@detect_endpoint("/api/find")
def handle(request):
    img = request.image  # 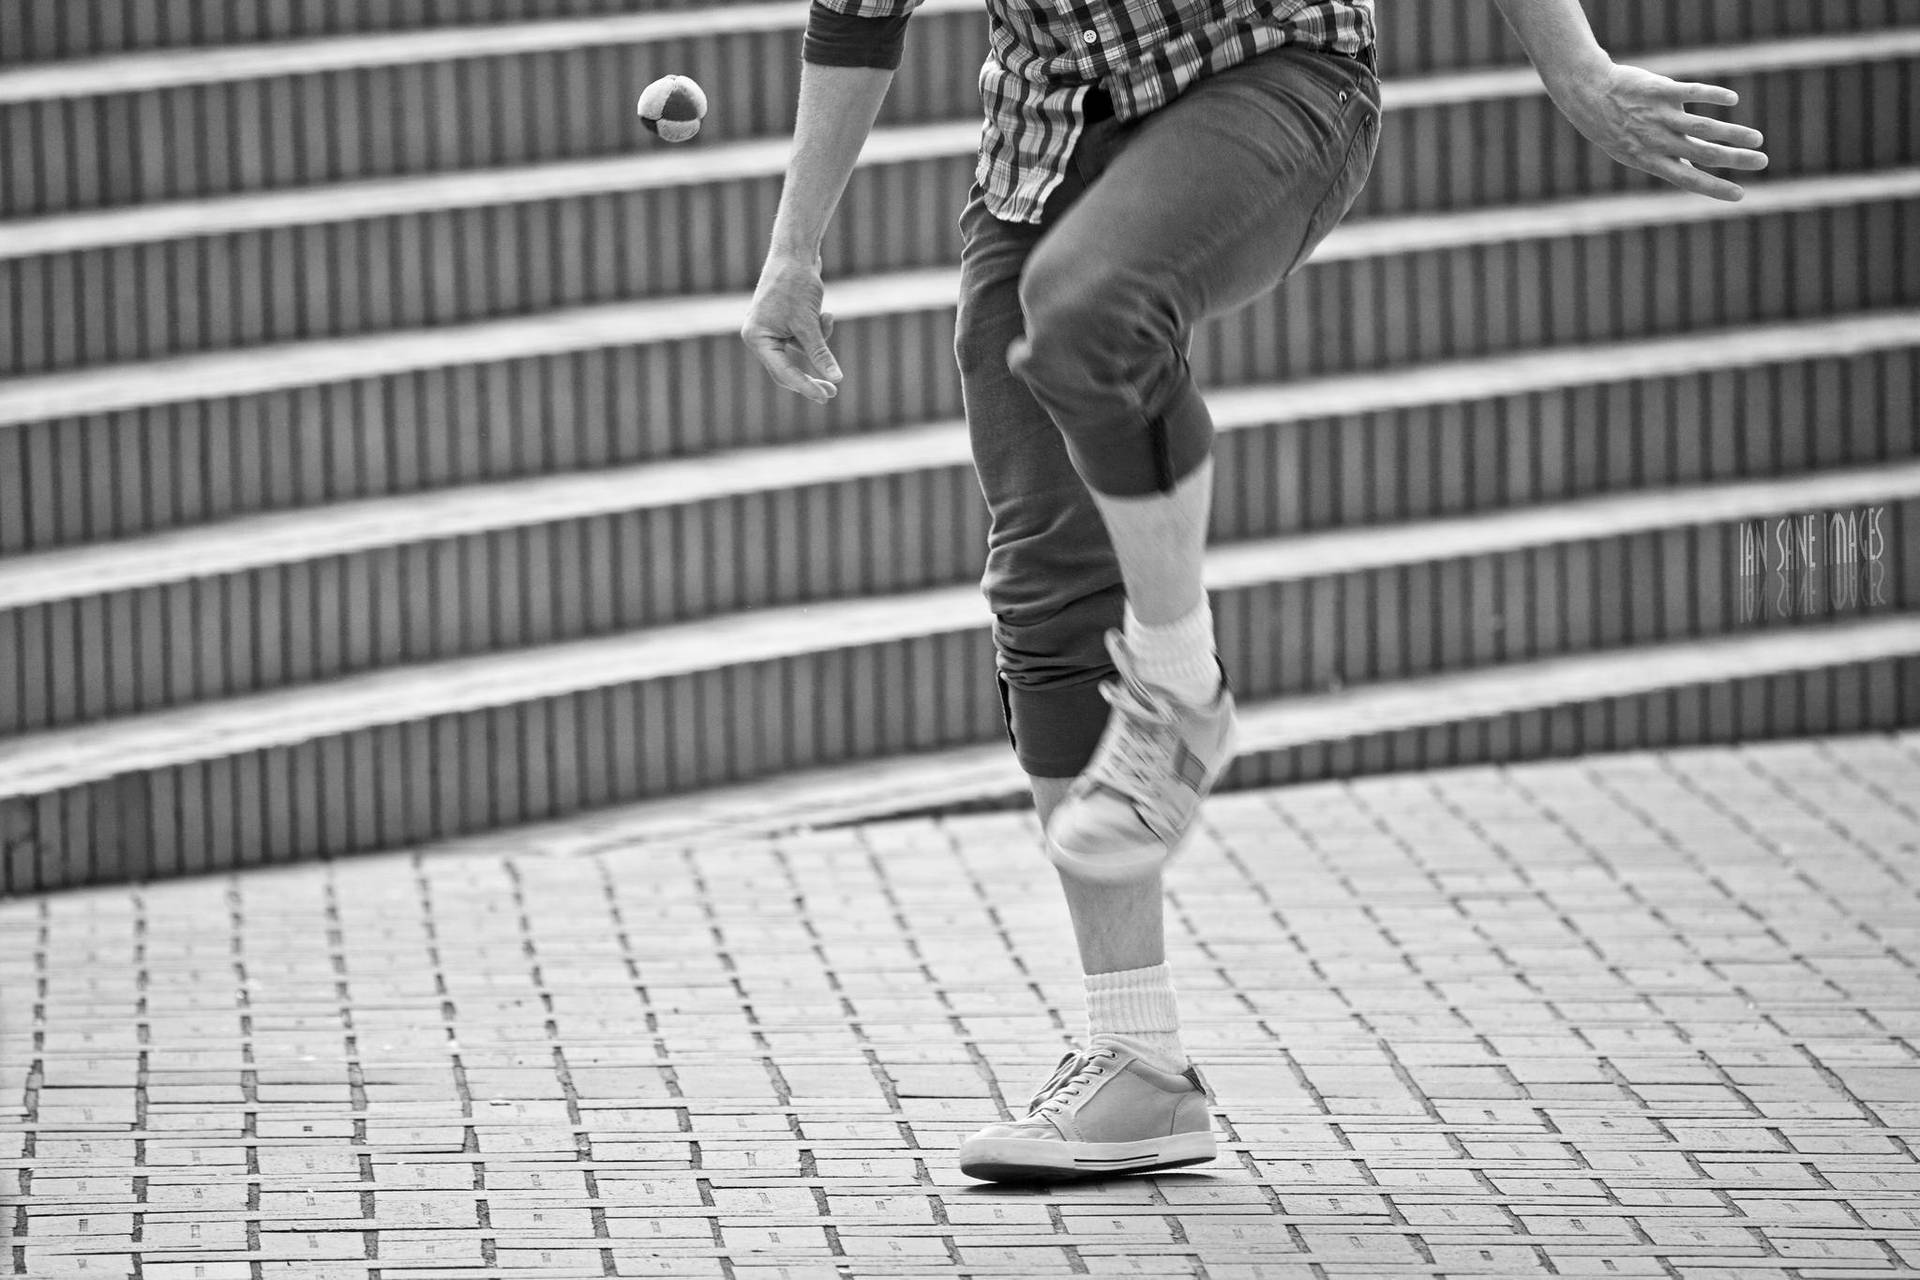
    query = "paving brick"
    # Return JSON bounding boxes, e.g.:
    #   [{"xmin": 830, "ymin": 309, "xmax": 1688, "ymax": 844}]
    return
[
  {"xmin": 955, "ymin": 1244, "xmax": 1080, "ymax": 1271},
  {"xmin": 20, "ymin": 1251, "xmax": 139, "ymax": 1278},
  {"xmin": 370, "ymin": 1230, "xmax": 488, "ymax": 1263},
  {"xmin": 11, "ymin": 741, "xmax": 1920, "ymax": 1276},
  {"xmin": 1428, "ymin": 1243, "xmax": 1554, "ymax": 1272},
  {"xmin": 256, "ymin": 1230, "xmax": 371, "ymax": 1260}
]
